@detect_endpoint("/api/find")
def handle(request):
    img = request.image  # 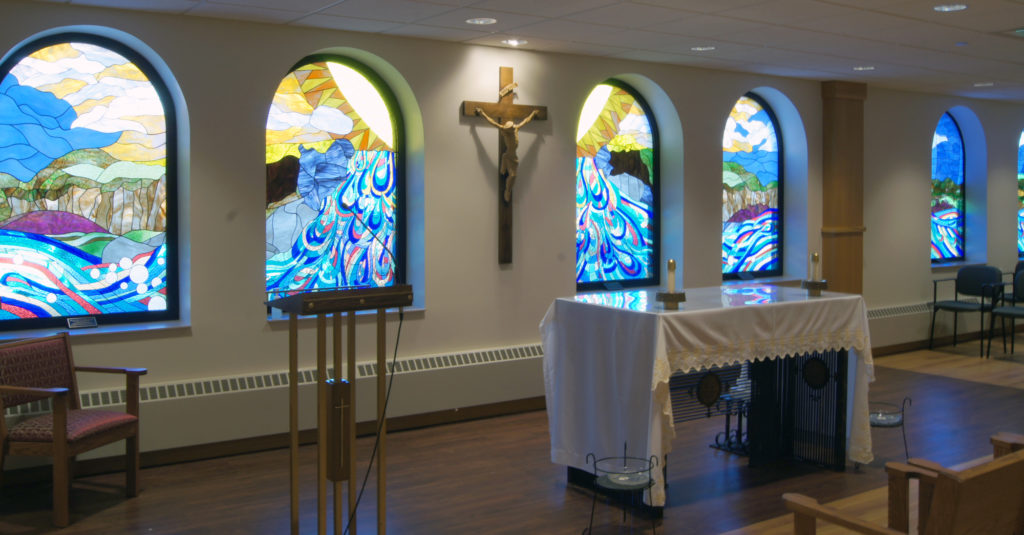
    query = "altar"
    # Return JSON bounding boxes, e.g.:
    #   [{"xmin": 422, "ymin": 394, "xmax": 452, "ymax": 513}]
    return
[{"xmin": 540, "ymin": 284, "xmax": 875, "ymax": 506}]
